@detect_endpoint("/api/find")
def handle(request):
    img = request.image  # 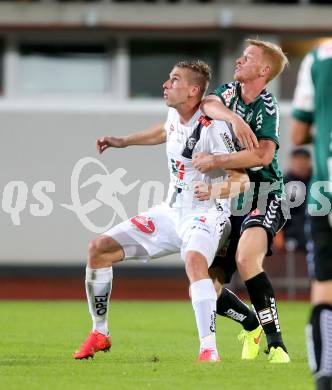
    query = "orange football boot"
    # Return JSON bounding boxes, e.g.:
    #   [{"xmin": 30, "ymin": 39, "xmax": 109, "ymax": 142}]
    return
[
  {"xmin": 73, "ymin": 330, "xmax": 112, "ymax": 359},
  {"xmin": 197, "ymin": 348, "xmax": 220, "ymax": 362}
]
